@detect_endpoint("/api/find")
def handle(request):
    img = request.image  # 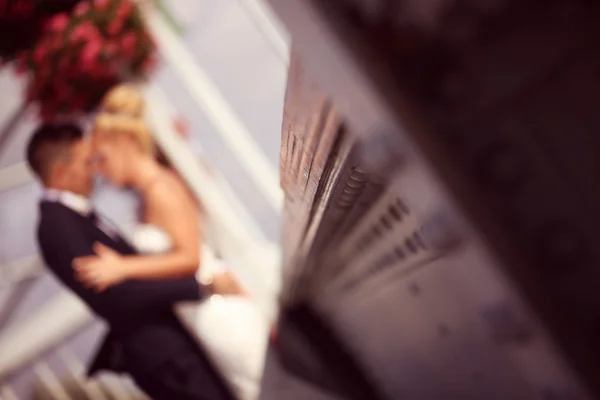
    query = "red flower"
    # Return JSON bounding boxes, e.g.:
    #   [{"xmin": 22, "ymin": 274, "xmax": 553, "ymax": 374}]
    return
[
  {"xmin": 33, "ymin": 44, "xmax": 47, "ymax": 64},
  {"xmin": 48, "ymin": 35, "xmax": 64, "ymax": 52},
  {"xmin": 121, "ymin": 31, "xmax": 137, "ymax": 55},
  {"xmin": 116, "ymin": 1, "xmax": 133, "ymax": 19},
  {"xmin": 70, "ymin": 21, "xmax": 98, "ymax": 42},
  {"xmin": 73, "ymin": 1, "xmax": 91, "ymax": 17},
  {"xmin": 80, "ymin": 39, "xmax": 102, "ymax": 67},
  {"xmin": 48, "ymin": 13, "xmax": 69, "ymax": 32},
  {"xmin": 94, "ymin": 0, "xmax": 109, "ymax": 10},
  {"xmin": 21, "ymin": 0, "xmax": 157, "ymax": 119},
  {"xmin": 107, "ymin": 18, "xmax": 123, "ymax": 35}
]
